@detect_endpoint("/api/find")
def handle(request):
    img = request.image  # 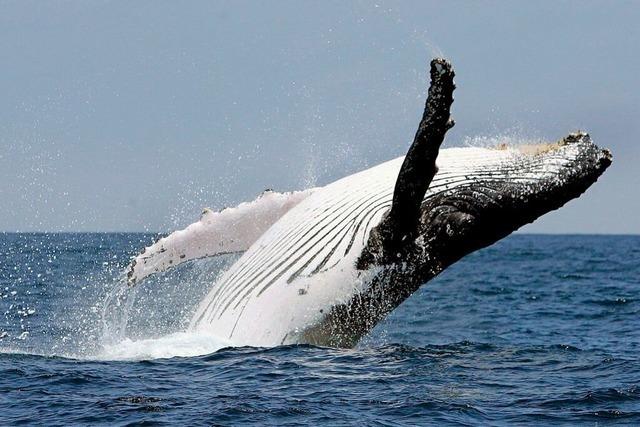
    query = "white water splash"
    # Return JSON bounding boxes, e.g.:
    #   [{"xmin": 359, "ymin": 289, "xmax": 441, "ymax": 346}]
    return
[
  {"xmin": 97, "ymin": 331, "xmax": 232, "ymax": 361},
  {"xmin": 95, "ymin": 254, "xmax": 241, "ymax": 361},
  {"xmin": 96, "ymin": 283, "xmax": 232, "ymax": 361}
]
